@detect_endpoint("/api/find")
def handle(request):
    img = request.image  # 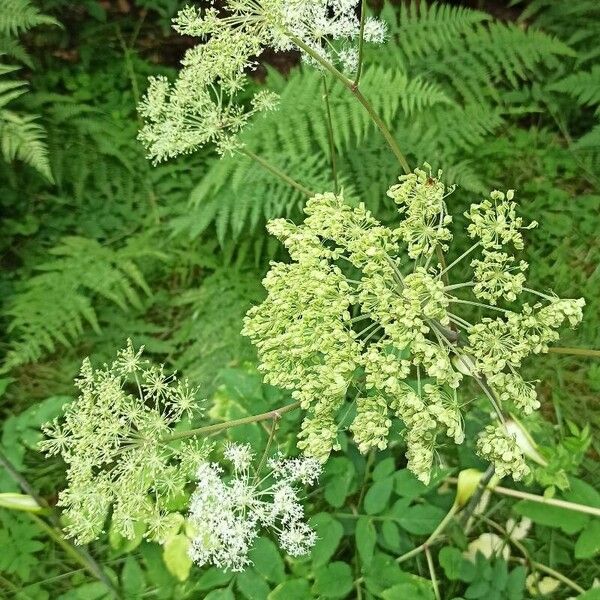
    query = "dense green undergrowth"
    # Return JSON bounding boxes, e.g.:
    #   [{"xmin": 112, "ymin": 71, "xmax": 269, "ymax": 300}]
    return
[{"xmin": 0, "ymin": 0, "xmax": 599, "ymax": 598}]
